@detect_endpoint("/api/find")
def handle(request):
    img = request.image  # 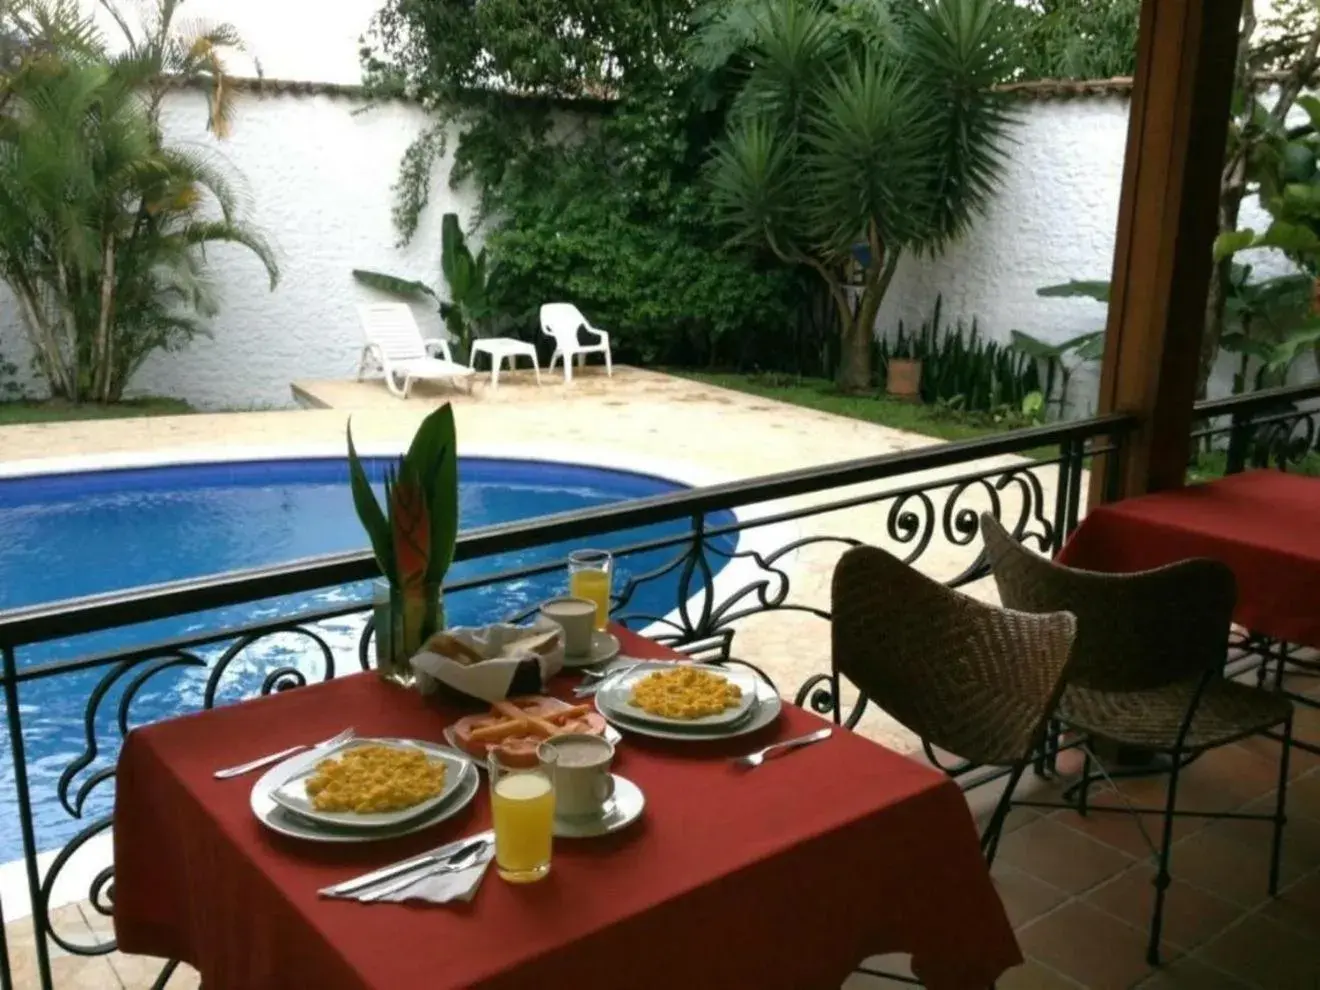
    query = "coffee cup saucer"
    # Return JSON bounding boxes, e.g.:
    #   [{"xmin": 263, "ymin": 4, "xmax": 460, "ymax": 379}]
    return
[
  {"xmin": 560, "ymin": 630, "xmax": 621, "ymax": 670},
  {"xmin": 552, "ymin": 774, "xmax": 644, "ymax": 839}
]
